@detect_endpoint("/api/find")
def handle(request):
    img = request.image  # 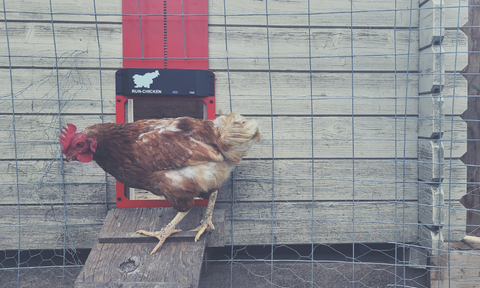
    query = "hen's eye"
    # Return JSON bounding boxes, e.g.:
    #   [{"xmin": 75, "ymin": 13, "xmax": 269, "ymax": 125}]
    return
[{"xmin": 76, "ymin": 142, "xmax": 84, "ymax": 148}]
